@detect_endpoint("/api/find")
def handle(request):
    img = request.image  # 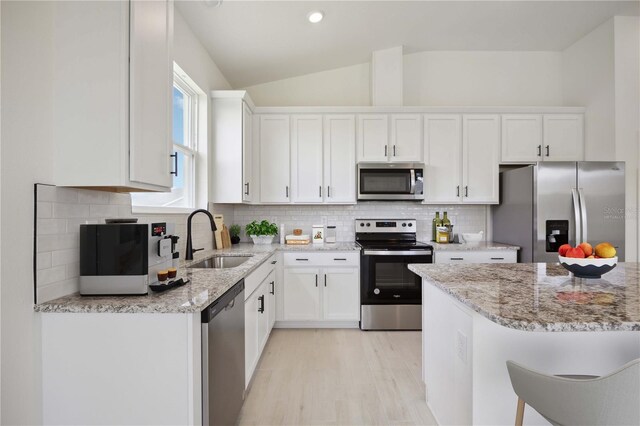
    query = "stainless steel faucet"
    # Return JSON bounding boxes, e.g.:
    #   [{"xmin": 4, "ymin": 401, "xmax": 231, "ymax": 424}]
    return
[{"xmin": 185, "ymin": 209, "xmax": 217, "ymax": 260}]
